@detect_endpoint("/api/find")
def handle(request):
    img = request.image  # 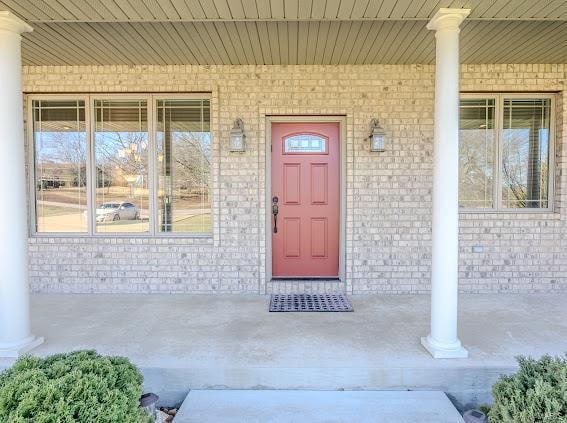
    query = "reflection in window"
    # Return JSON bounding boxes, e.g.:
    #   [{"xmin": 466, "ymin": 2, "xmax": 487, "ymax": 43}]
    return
[
  {"xmin": 156, "ymin": 99, "xmax": 211, "ymax": 233},
  {"xmin": 33, "ymin": 100, "xmax": 87, "ymax": 232},
  {"xmin": 284, "ymin": 134, "xmax": 327, "ymax": 153},
  {"xmin": 502, "ymin": 99, "xmax": 551, "ymax": 209},
  {"xmin": 94, "ymin": 100, "xmax": 149, "ymax": 233},
  {"xmin": 459, "ymin": 99, "xmax": 495, "ymax": 208}
]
